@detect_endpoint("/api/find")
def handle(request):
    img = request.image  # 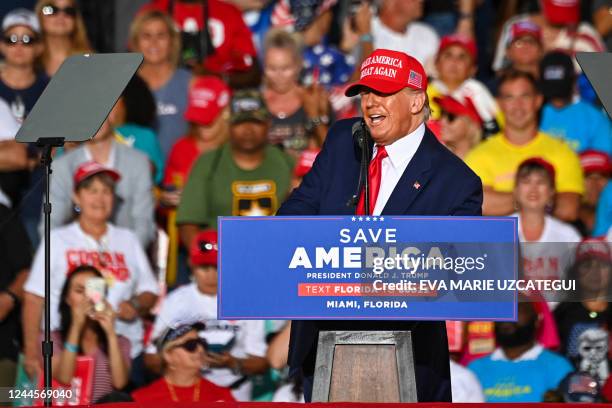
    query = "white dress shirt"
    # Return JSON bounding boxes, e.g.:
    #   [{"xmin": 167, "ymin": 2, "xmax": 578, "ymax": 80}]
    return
[{"xmin": 373, "ymin": 122, "xmax": 425, "ymax": 215}]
